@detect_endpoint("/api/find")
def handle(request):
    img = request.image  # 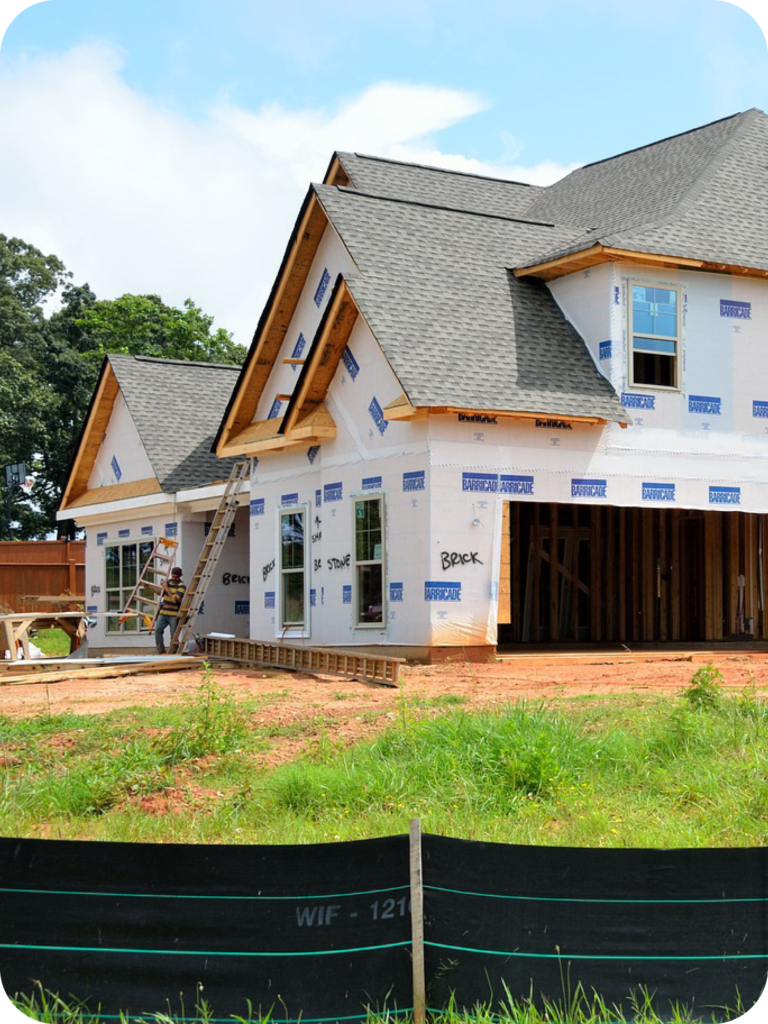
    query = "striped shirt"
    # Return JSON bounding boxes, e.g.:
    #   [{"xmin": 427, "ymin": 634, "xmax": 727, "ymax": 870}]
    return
[{"xmin": 159, "ymin": 579, "xmax": 186, "ymax": 616}]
